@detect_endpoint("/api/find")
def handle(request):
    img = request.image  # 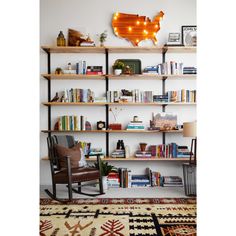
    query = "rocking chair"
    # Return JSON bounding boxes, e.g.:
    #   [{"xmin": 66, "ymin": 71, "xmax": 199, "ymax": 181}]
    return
[{"xmin": 45, "ymin": 135, "xmax": 104, "ymax": 202}]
